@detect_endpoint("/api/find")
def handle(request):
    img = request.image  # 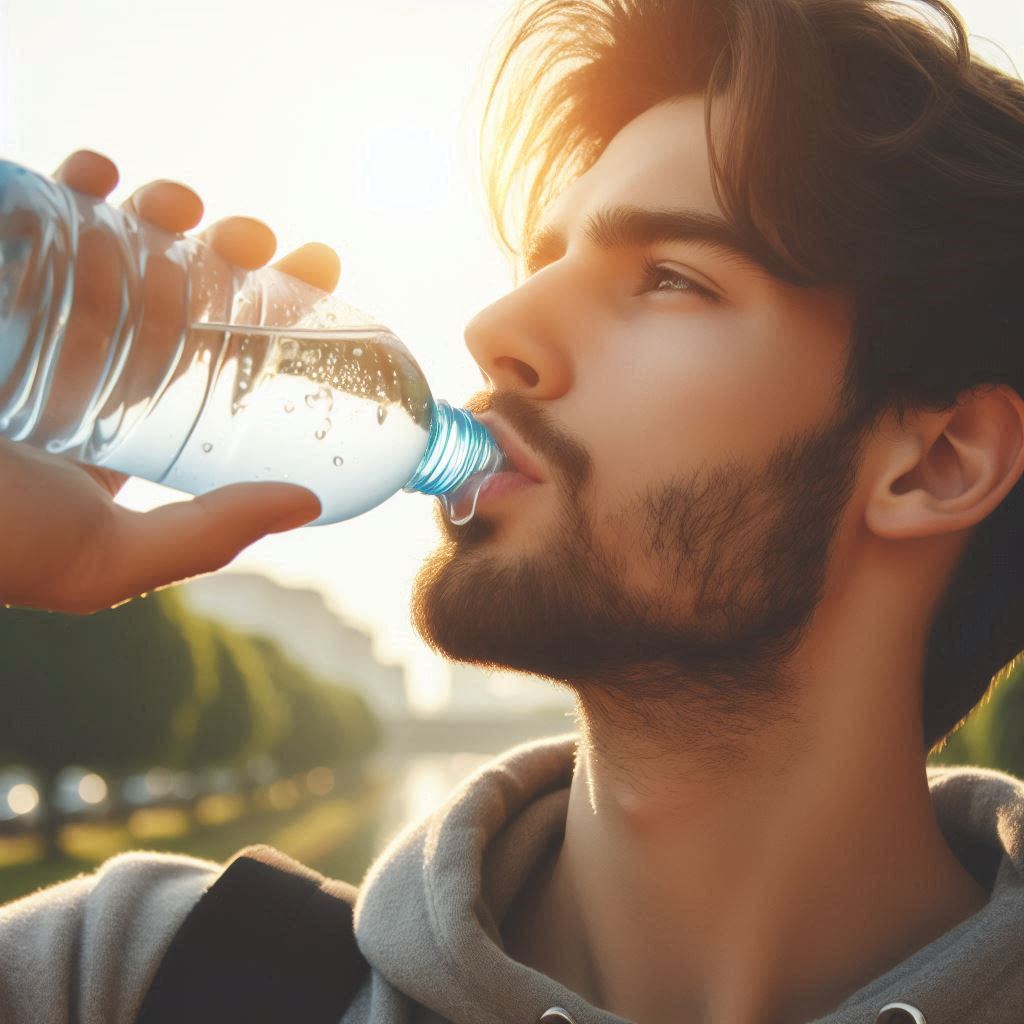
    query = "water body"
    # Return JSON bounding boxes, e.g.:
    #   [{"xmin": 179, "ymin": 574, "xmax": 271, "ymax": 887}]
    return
[{"xmin": 370, "ymin": 751, "xmax": 495, "ymax": 854}]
